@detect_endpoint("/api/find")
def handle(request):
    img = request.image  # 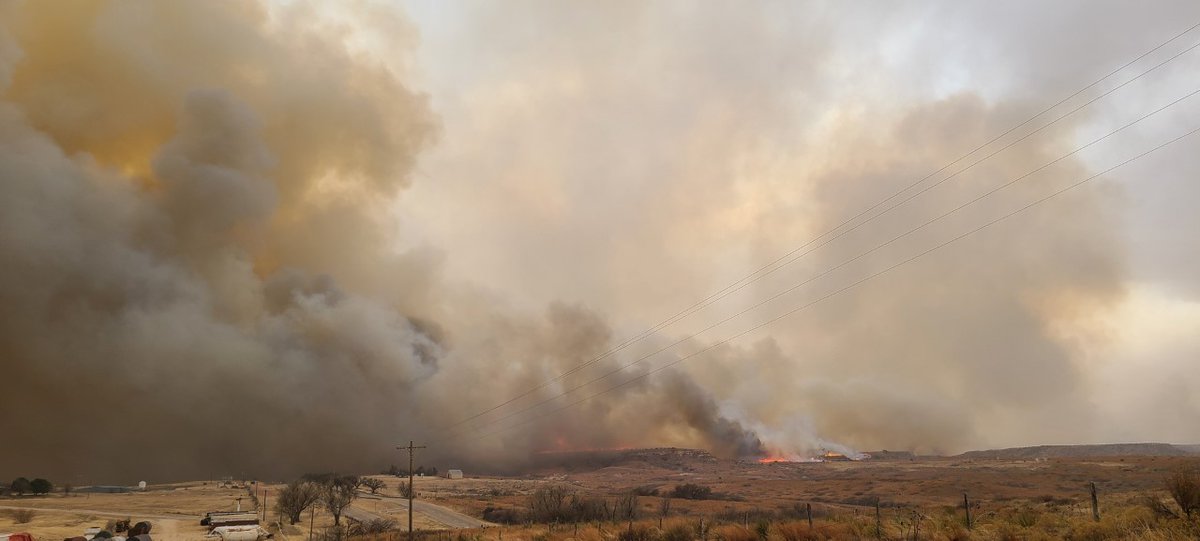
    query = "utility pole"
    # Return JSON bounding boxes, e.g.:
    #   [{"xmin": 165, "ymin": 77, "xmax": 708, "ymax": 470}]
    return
[{"xmin": 398, "ymin": 441, "xmax": 427, "ymax": 541}]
